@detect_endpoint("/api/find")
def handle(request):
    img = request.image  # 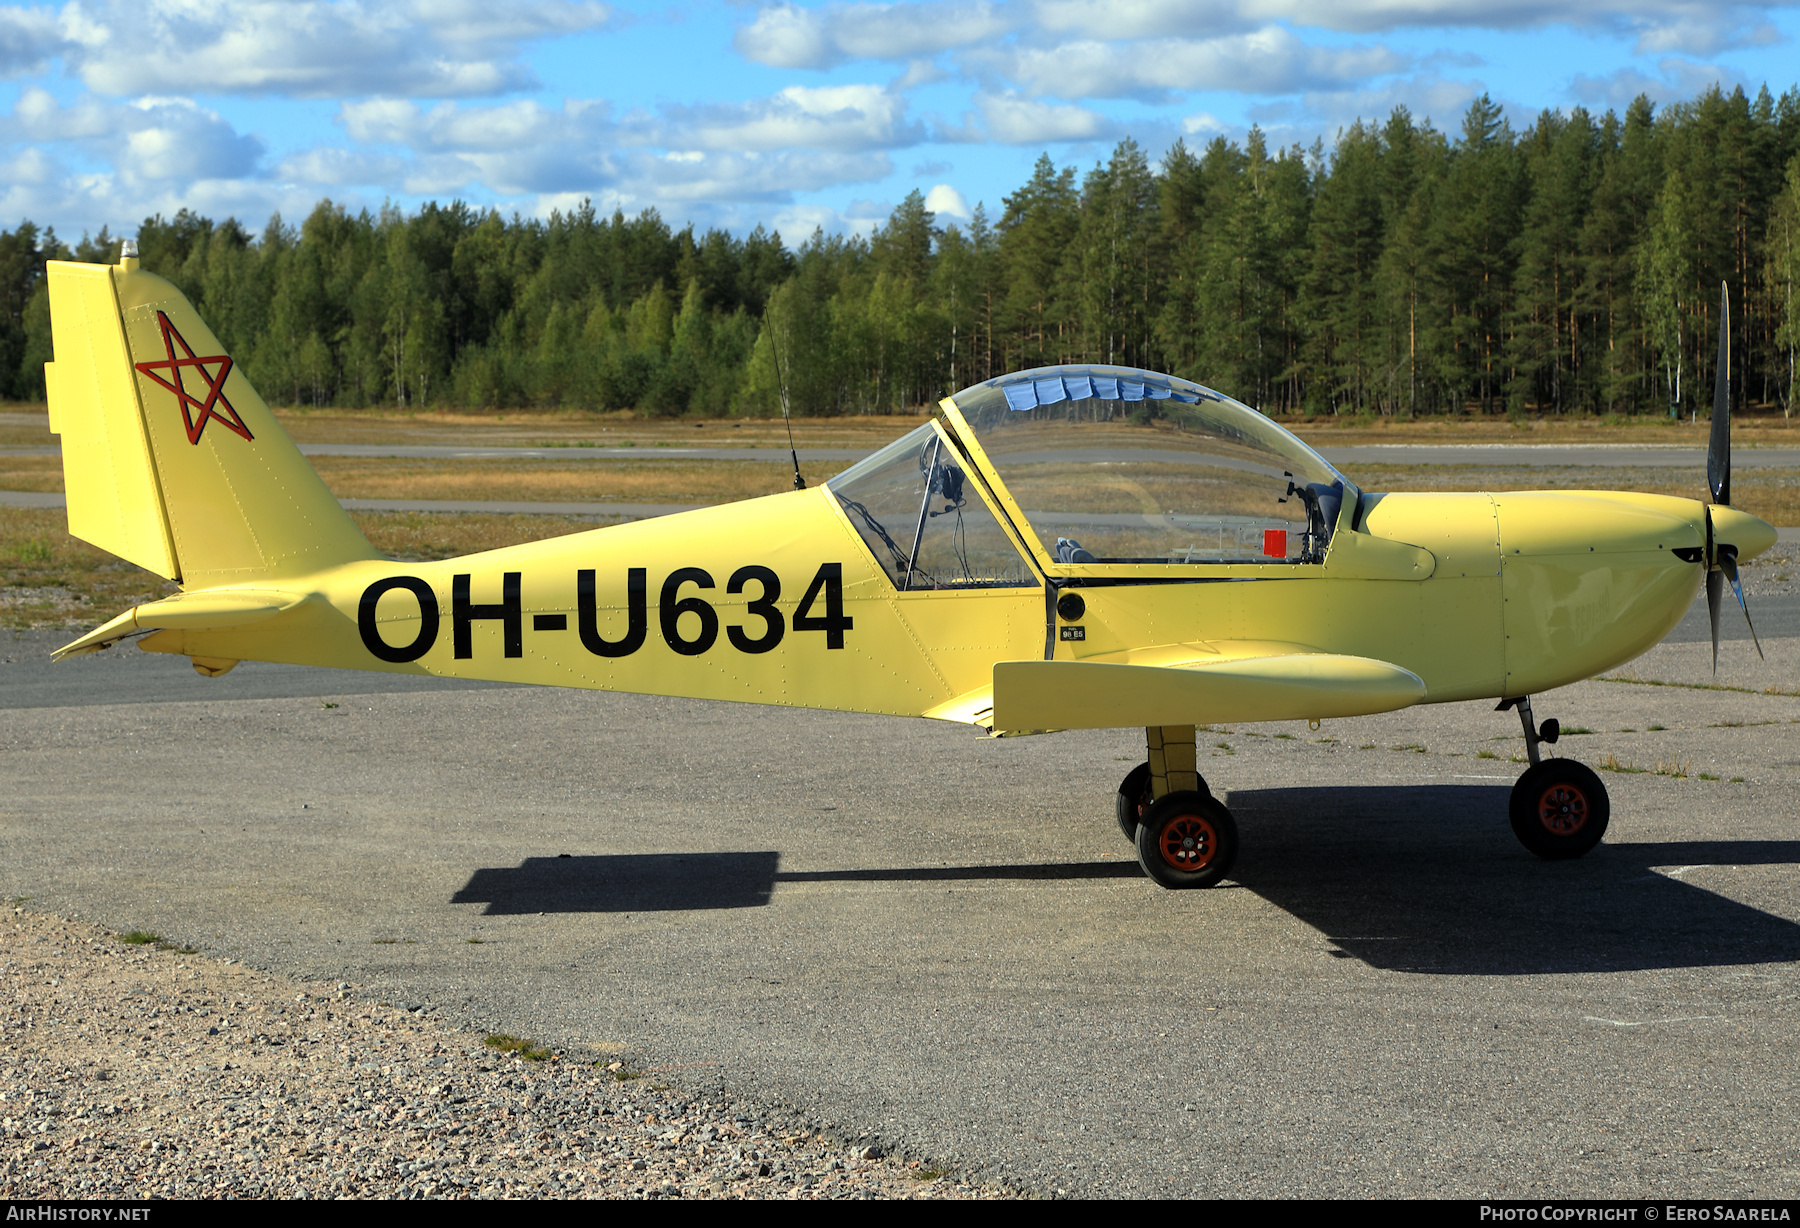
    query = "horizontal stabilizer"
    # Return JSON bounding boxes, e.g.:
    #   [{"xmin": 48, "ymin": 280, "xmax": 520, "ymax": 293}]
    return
[
  {"xmin": 991, "ymin": 651, "xmax": 1426, "ymax": 733},
  {"xmin": 53, "ymin": 588, "xmax": 311, "ymax": 661}
]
